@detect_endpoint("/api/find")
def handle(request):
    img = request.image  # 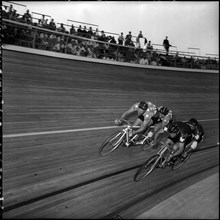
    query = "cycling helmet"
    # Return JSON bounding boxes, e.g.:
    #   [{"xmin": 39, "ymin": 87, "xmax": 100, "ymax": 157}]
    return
[
  {"xmin": 159, "ymin": 106, "xmax": 169, "ymax": 115},
  {"xmin": 138, "ymin": 101, "xmax": 148, "ymax": 110},
  {"xmin": 168, "ymin": 123, "xmax": 179, "ymax": 134},
  {"xmin": 187, "ymin": 118, "xmax": 198, "ymax": 127}
]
